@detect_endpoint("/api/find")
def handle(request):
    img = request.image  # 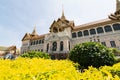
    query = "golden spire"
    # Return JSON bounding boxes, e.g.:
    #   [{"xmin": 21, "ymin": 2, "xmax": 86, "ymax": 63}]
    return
[
  {"xmin": 116, "ymin": 0, "xmax": 120, "ymax": 11},
  {"xmin": 61, "ymin": 5, "xmax": 66, "ymax": 20},
  {"xmin": 108, "ymin": 0, "xmax": 120, "ymax": 20},
  {"xmin": 32, "ymin": 25, "xmax": 37, "ymax": 36}
]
